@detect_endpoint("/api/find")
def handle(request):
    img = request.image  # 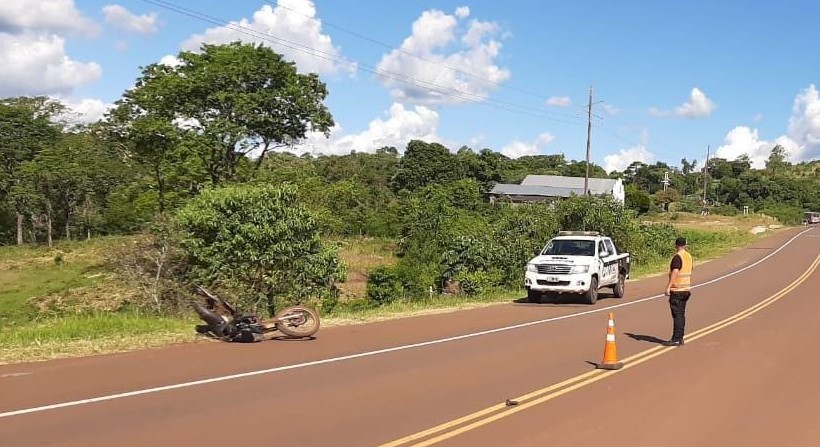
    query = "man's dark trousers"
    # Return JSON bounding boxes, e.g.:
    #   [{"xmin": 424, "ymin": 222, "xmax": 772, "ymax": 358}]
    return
[{"xmin": 669, "ymin": 291, "xmax": 691, "ymax": 341}]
